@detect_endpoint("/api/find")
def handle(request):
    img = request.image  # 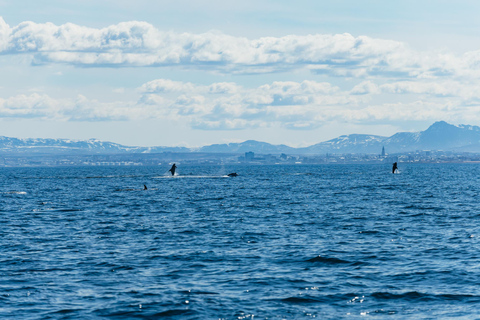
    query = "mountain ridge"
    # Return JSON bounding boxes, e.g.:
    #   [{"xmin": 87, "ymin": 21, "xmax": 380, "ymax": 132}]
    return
[{"xmin": 2, "ymin": 121, "xmax": 480, "ymax": 155}]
